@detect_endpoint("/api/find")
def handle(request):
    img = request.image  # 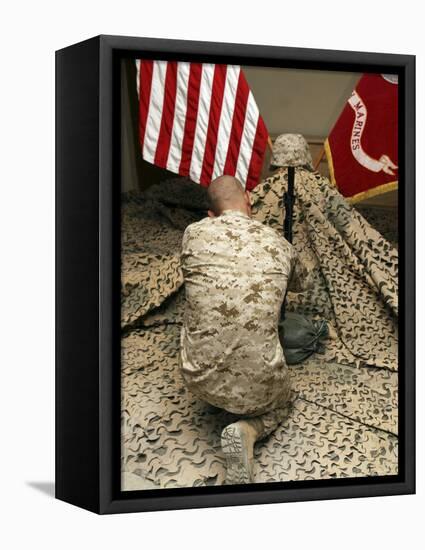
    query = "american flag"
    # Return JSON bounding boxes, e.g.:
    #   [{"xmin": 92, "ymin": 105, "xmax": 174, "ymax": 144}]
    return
[{"xmin": 136, "ymin": 60, "xmax": 269, "ymax": 190}]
